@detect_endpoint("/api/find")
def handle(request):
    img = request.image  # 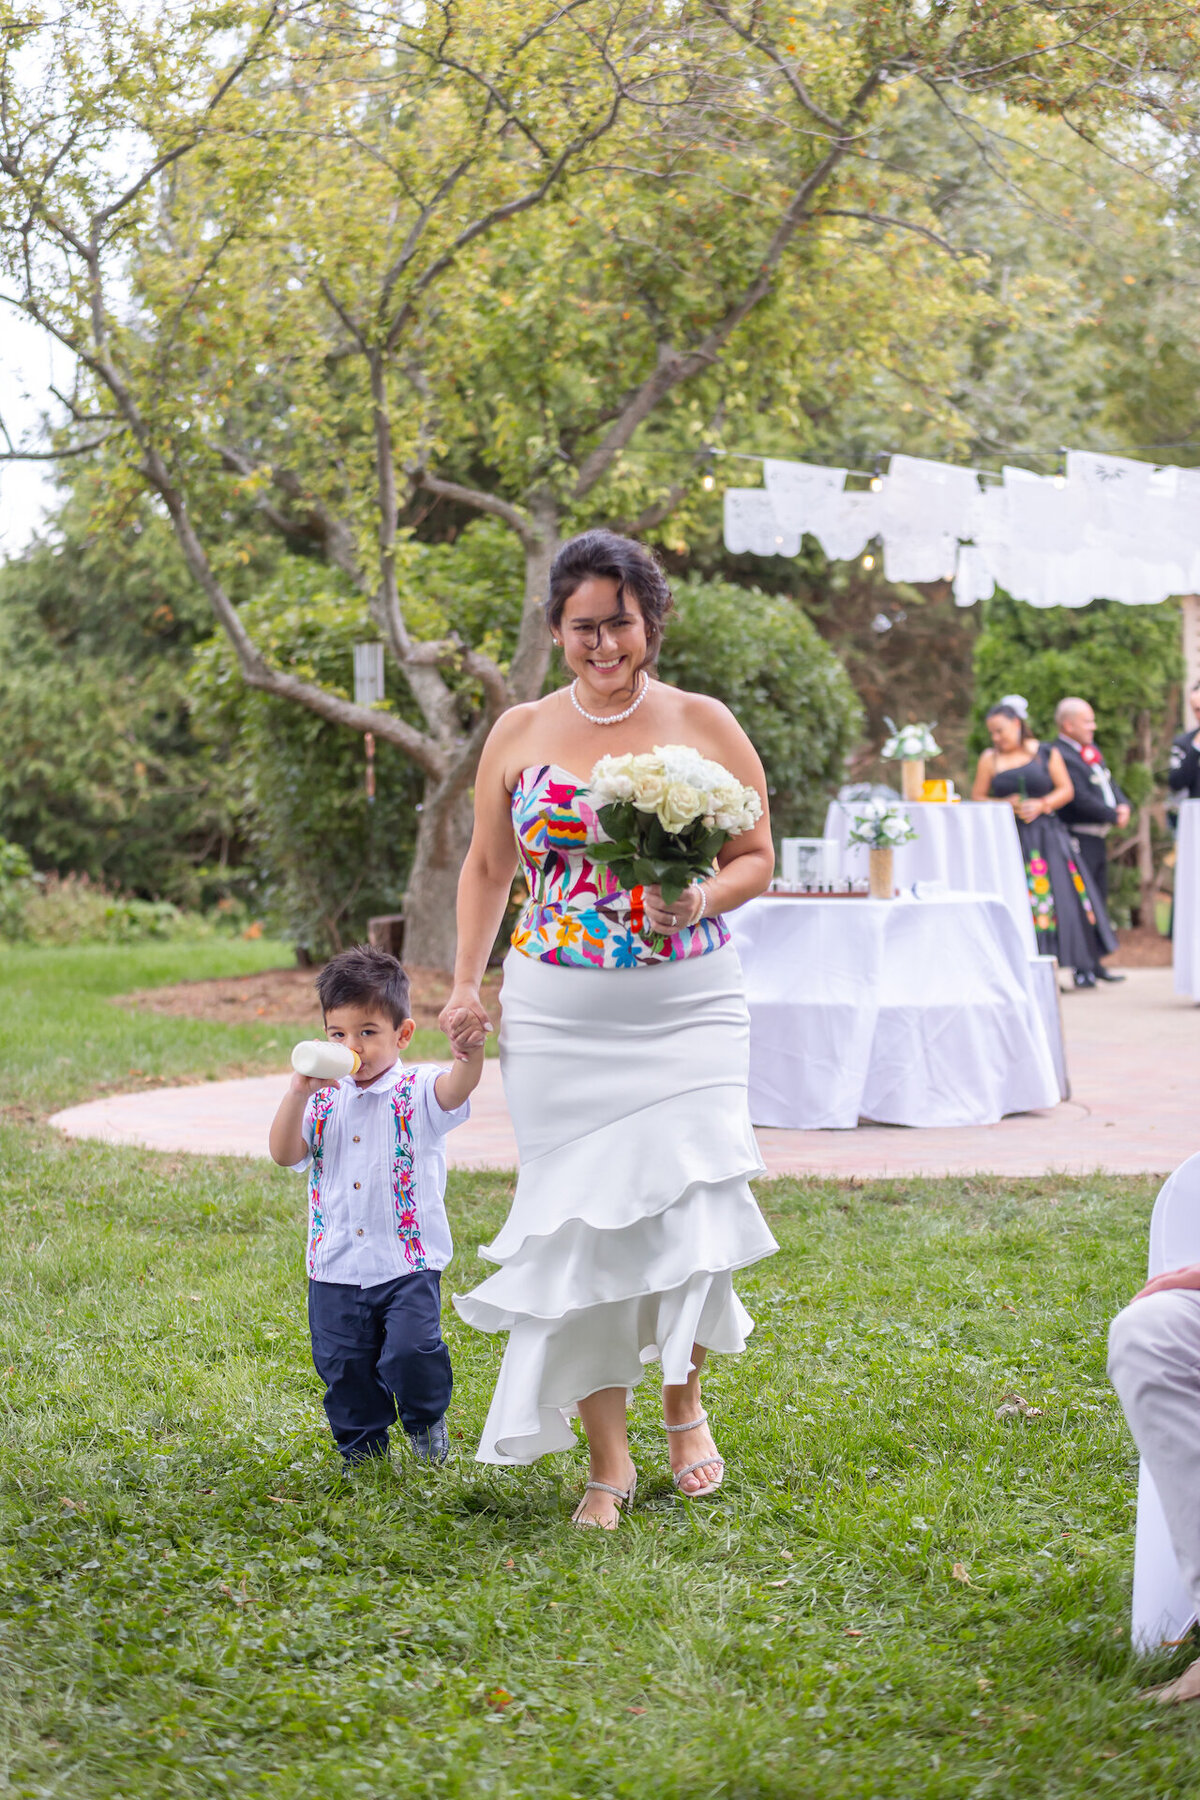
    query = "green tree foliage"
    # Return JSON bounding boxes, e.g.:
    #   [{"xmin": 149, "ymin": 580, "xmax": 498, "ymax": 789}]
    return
[
  {"xmin": 657, "ymin": 580, "xmax": 862, "ymax": 837},
  {"xmin": 971, "ymin": 596, "xmax": 1181, "ymax": 777},
  {"xmin": 0, "ymin": 491, "xmax": 247, "ymax": 903},
  {"xmin": 4, "ymin": 0, "xmax": 1192, "ymax": 964},
  {"xmin": 189, "ymin": 522, "xmax": 525, "ymax": 952}
]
